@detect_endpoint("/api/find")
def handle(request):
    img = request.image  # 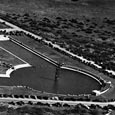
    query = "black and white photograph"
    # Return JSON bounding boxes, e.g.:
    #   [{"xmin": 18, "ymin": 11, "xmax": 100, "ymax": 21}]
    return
[{"xmin": 0, "ymin": 0, "xmax": 114, "ymax": 114}]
